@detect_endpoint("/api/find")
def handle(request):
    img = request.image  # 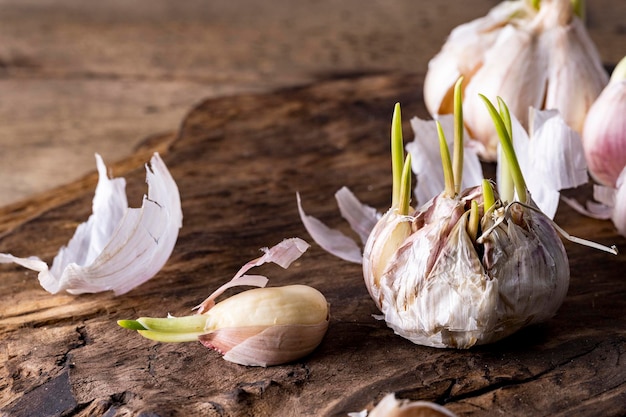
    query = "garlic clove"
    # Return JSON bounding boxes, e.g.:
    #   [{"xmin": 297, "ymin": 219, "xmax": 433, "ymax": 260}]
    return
[
  {"xmin": 462, "ymin": 23, "xmax": 549, "ymax": 160},
  {"xmin": 423, "ymin": 0, "xmax": 531, "ymax": 116},
  {"xmin": 582, "ymin": 56, "xmax": 626, "ymax": 187},
  {"xmin": 542, "ymin": 6, "xmax": 609, "ymax": 134},
  {"xmin": 119, "ymin": 239, "xmax": 331, "ymax": 367}
]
